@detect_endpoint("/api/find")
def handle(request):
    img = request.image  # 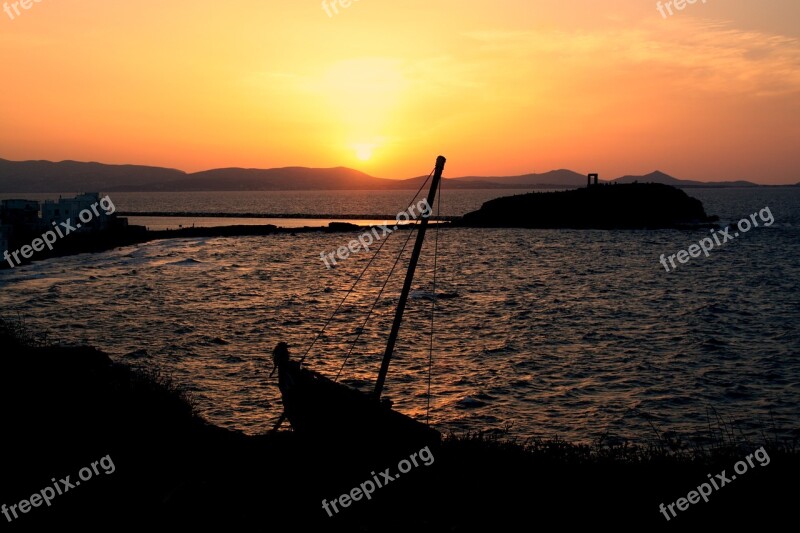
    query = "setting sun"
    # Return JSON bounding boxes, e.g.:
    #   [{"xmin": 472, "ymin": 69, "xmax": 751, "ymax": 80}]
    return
[{"xmin": 354, "ymin": 144, "xmax": 375, "ymax": 161}]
